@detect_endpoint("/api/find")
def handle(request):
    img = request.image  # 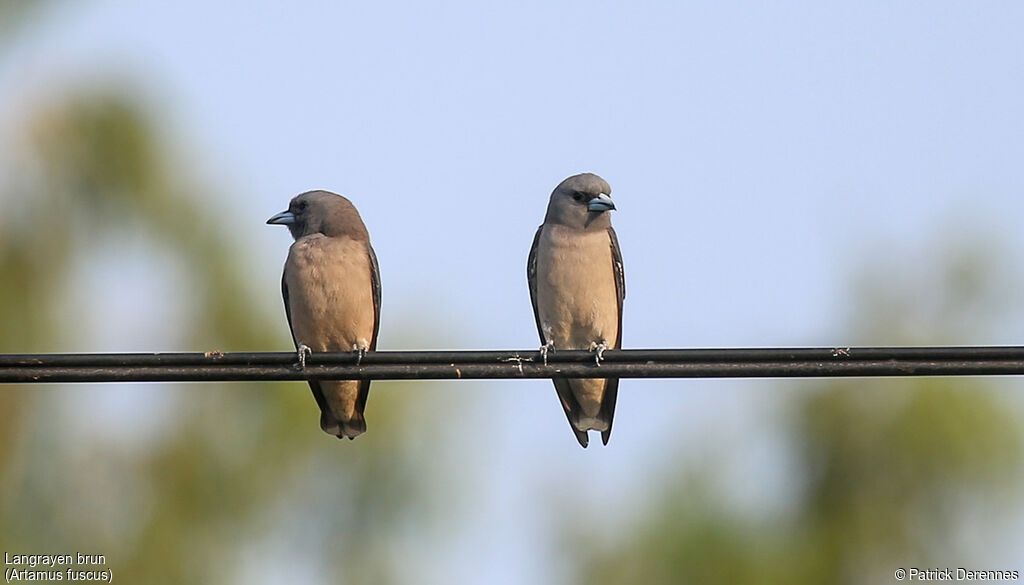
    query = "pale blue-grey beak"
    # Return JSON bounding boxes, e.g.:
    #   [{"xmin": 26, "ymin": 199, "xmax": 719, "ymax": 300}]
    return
[
  {"xmin": 588, "ymin": 193, "xmax": 616, "ymax": 212},
  {"xmin": 267, "ymin": 210, "xmax": 296, "ymax": 225}
]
